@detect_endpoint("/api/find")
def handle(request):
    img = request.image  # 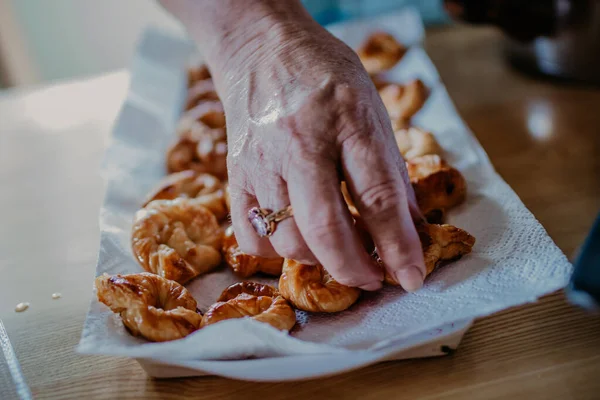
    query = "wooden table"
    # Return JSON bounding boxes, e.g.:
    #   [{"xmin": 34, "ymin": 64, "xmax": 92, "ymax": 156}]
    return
[{"xmin": 1, "ymin": 25, "xmax": 599, "ymax": 400}]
